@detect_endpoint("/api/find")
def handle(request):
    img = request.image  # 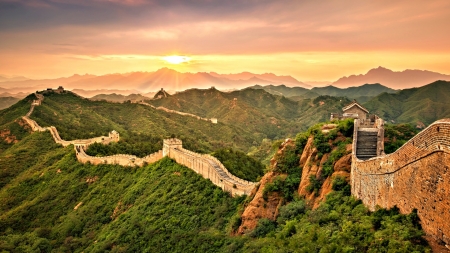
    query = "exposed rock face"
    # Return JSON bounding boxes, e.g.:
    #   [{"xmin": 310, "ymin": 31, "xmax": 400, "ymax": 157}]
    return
[
  {"xmin": 0, "ymin": 129, "xmax": 18, "ymax": 144},
  {"xmin": 298, "ymin": 138, "xmax": 352, "ymax": 208},
  {"xmin": 237, "ymin": 171, "xmax": 283, "ymax": 234},
  {"xmin": 237, "ymin": 139, "xmax": 295, "ymax": 234}
]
